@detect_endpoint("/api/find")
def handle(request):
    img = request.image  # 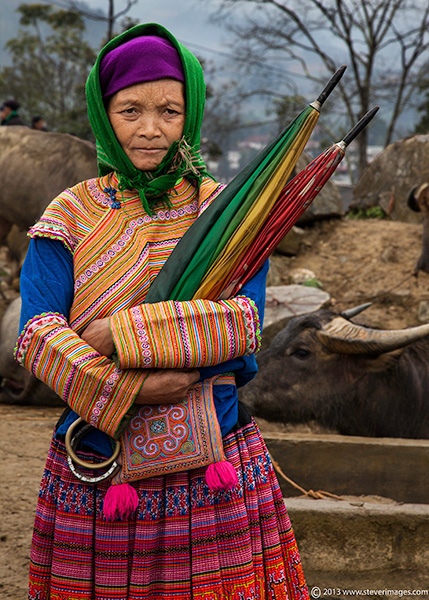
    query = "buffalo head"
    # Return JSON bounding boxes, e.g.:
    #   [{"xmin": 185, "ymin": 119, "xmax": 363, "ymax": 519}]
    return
[{"xmin": 240, "ymin": 304, "xmax": 429, "ymax": 438}]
